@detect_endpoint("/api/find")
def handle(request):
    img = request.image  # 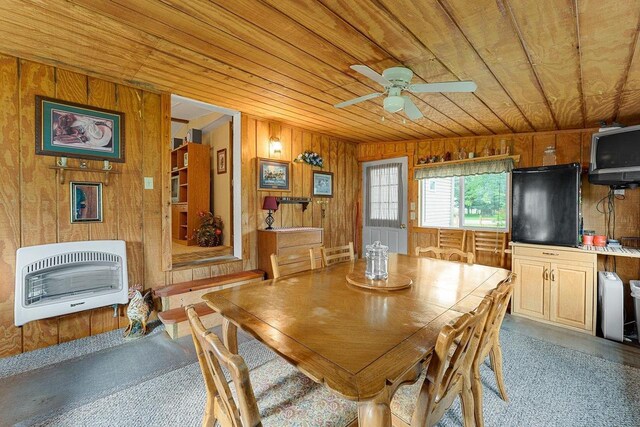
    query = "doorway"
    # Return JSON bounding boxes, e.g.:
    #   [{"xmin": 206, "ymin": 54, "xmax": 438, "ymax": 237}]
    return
[
  {"xmin": 362, "ymin": 157, "xmax": 408, "ymax": 254},
  {"xmin": 168, "ymin": 95, "xmax": 242, "ymax": 268}
]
